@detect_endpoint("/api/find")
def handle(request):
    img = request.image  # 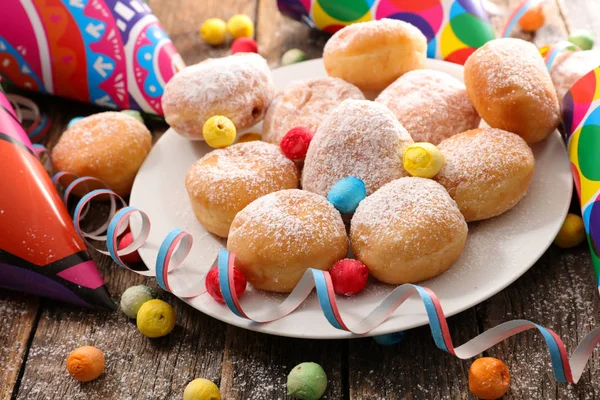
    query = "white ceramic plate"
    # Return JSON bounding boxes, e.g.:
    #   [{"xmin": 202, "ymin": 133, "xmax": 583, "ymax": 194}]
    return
[{"xmin": 130, "ymin": 58, "xmax": 573, "ymax": 339}]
